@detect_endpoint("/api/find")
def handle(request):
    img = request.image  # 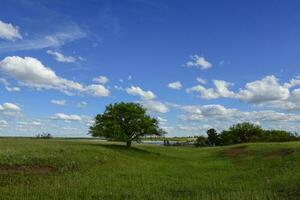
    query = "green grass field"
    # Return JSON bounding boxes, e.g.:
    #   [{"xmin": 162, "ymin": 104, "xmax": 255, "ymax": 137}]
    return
[{"xmin": 0, "ymin": 138, "xmax": 300, "ymax": 200}]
